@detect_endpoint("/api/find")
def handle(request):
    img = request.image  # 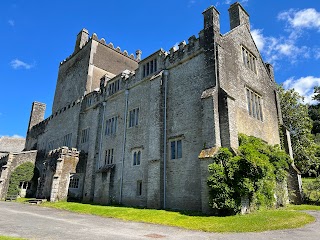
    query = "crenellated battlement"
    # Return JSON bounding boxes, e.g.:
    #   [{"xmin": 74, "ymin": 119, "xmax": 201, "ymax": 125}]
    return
[
  {"xmin": 28, "ymin": 97, "xmax": 84, "ymax": 138},
  {"xmin": 91, "ymin": 32, "xmax": 140, "ymax": 61},
  {"xmin": 47, "ymin": 146, "xmax": 79, "ymax": 159},
  {"xmin": 165, "ymin": 34, "xmax": 202, "ymax": 66},
  {"xmin": 59, "ymin": 30, "xmax": 141, "ymax": 67}
]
